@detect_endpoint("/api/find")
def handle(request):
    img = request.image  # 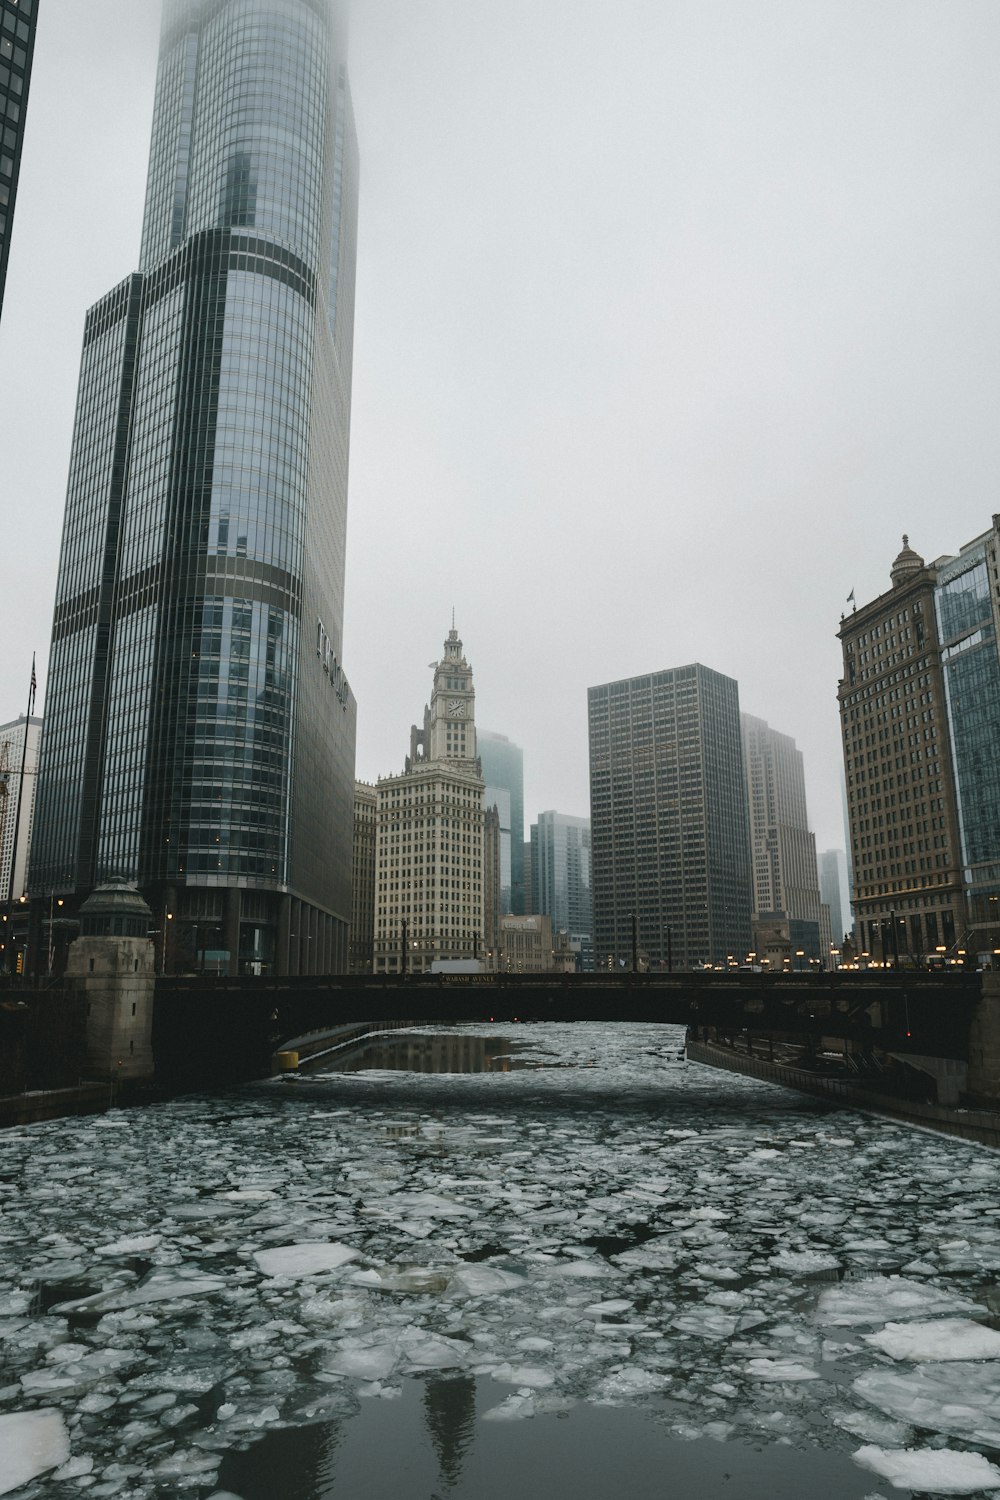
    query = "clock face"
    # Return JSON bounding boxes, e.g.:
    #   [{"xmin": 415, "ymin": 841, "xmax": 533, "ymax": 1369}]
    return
[{"xmin": 447, "ymin": 699, "xmax": 466, "ymax": 718}]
